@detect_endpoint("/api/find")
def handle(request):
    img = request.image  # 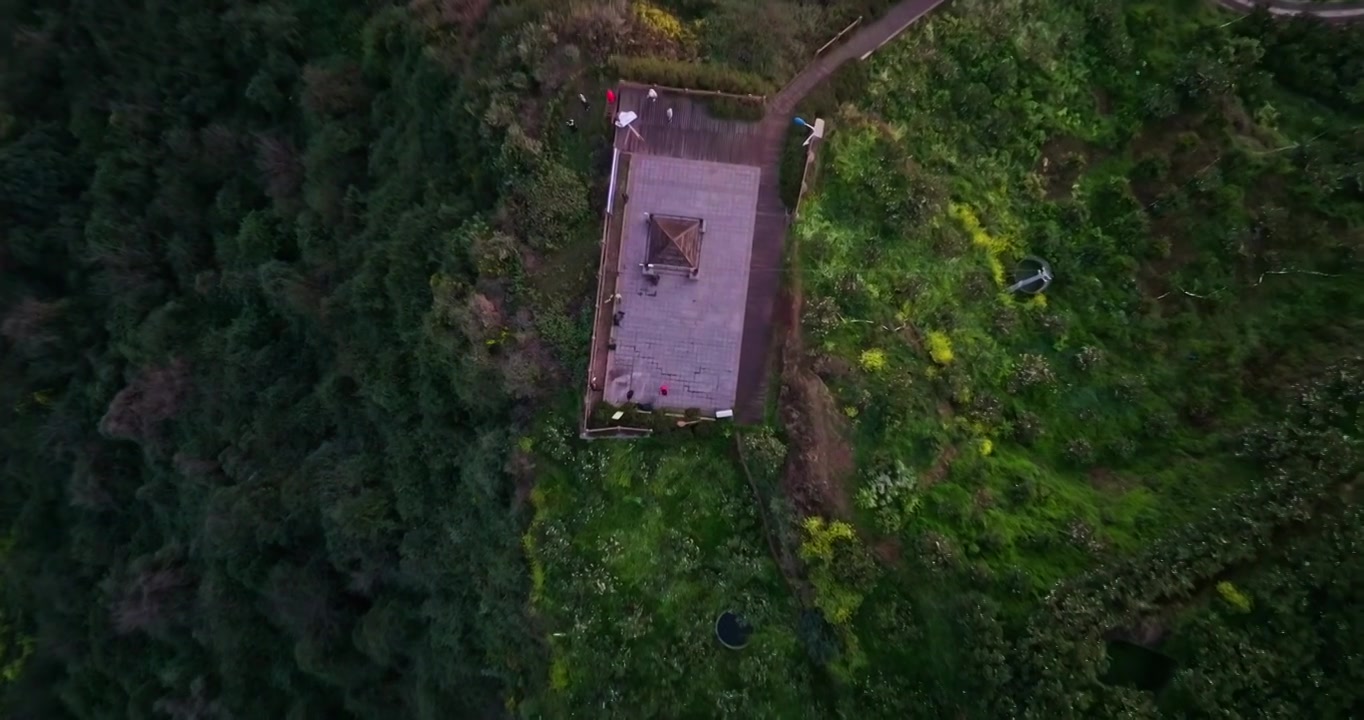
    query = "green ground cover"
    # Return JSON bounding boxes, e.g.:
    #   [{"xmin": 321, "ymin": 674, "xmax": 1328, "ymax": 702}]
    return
[
  {"xmin": 776, "ymin": 0, "xmax": 1364, "ymax": 713},
  {"xmin": 524, "ymin": 426, "xmax": 817, "ymax": 718},
  {"xmin": 522, "ymin": 1, "xmax": 1364, "ymax": 717},
  {"xmin": 797, "ymin": 0, "xmax": 1363, "ymax": 589}
]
